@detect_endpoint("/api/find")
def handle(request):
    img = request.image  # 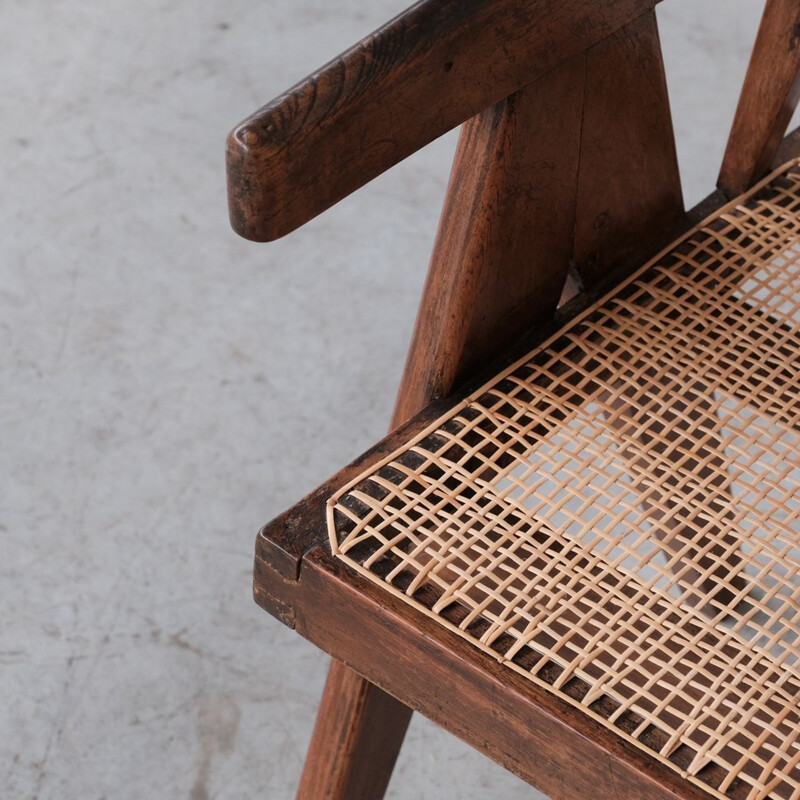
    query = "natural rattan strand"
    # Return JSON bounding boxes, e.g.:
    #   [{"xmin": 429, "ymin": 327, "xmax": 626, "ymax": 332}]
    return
[{"xmin": 329, "ymin": 160, "xmax": 800, "ymax": 800}]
